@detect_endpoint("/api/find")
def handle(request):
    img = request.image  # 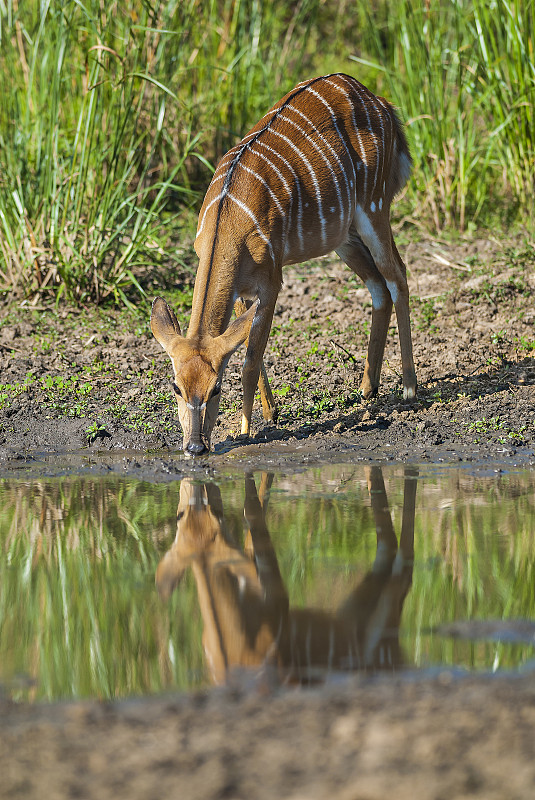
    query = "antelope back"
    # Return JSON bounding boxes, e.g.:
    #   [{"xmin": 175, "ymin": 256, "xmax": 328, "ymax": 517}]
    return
[{"xmin": 194, "ymin": 73, "xmax": 412, "ymax": 271}]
